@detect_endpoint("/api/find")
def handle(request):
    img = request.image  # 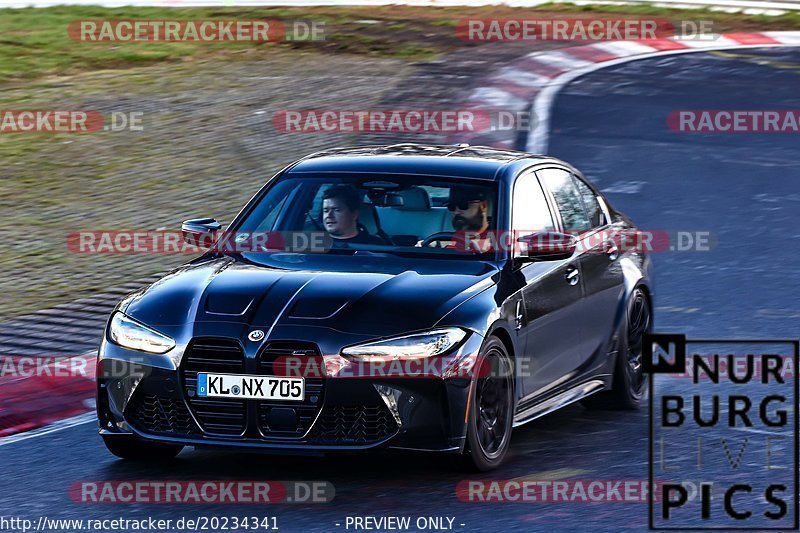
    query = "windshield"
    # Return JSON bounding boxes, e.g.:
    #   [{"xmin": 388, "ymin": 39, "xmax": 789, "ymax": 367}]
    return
[{"xmin": 230, "ymin": 173, "xmax": 499, "ymax": 259}]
